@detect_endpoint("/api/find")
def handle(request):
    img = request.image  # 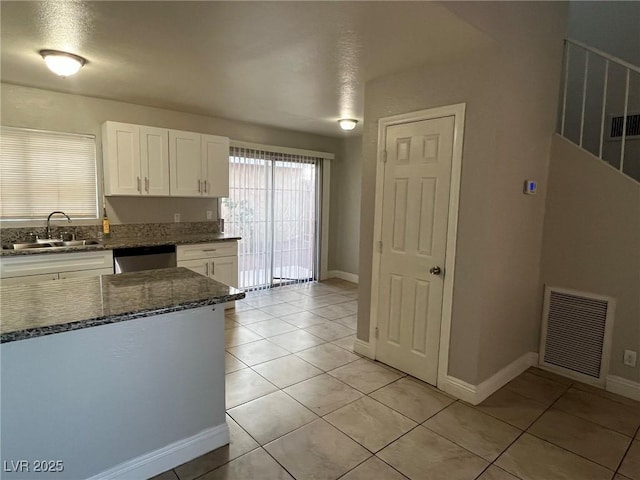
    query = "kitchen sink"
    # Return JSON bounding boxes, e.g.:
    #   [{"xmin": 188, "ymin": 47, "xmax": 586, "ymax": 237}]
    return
[{"xmin": 3, "ymin": 240, "xmax": 102, "ymax": 250}]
